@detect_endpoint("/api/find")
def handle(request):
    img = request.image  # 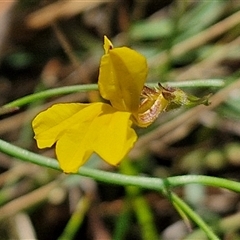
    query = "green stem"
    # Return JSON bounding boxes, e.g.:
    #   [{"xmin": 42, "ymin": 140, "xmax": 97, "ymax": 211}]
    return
[
  {"xmin": 120, "ymin": 159, "xmax": 159, "ymax": 240},
  {"xmin": 113, "ymin": 201, "xmax": 131, "ymax": 240},
  {"xmin": 58, "ymin": 195, "xmax": 91, "ymax": 240},
  {"xmin": 2, "ymin": 80, "xmax": 224, "ymax": 109},
  {"xmin": 0, "ymin": 139, "xmax": 232, "ymax": 238},
  {"xmin": 3, "ymin": 84, "xmax": 98, "ymax": 108},
  {"xmin": 166, "ymin": 175, "xmax": 240, "ymax": 192},
  {"xmin": 0, "ymin": 139, "xmax": 239, "ymax": 193},
  {"xmin": 165, "ymin": 191, "xmax": 220, "ymax": 240},
  {"xmin": 165, "ymin": 79, "xmax": 224, "ymax": 88}
]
